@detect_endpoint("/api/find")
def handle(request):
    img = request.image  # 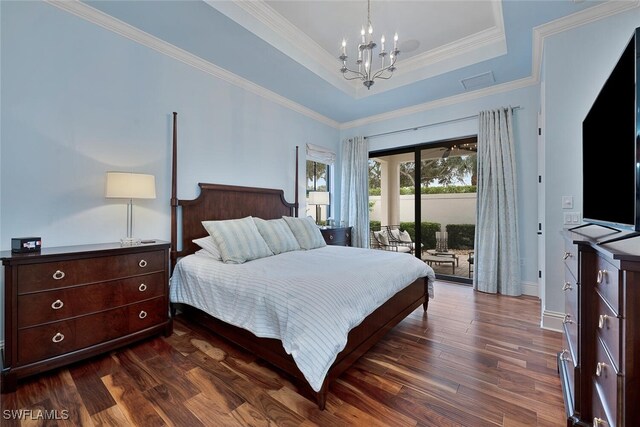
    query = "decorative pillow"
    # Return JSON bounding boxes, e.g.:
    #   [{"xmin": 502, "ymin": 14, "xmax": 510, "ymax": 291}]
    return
[
  {"xmin": 399, "ymin": 230, "xmax": 413, "ymax": 243},
  {"xmin": 375, "ymin": 230, "xmax": 389, "ymax": 246},
  {"xmin": 253, "ymin": 218, "xmax": 300, "ymax": 255},
  {"xmin": 389, "ymin": 228, "xmax": 402, "ymax": 241},
  {"xmin": 202, "ymin": 216, "xmax": 273, "ymax": 264},
  {"xmin": 282, "ymin": 216, "xmax": 326, "ymax": 250},
  {"xmin": 192, "ymin": 236, "xmax": 222, "ymax": 260}
]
